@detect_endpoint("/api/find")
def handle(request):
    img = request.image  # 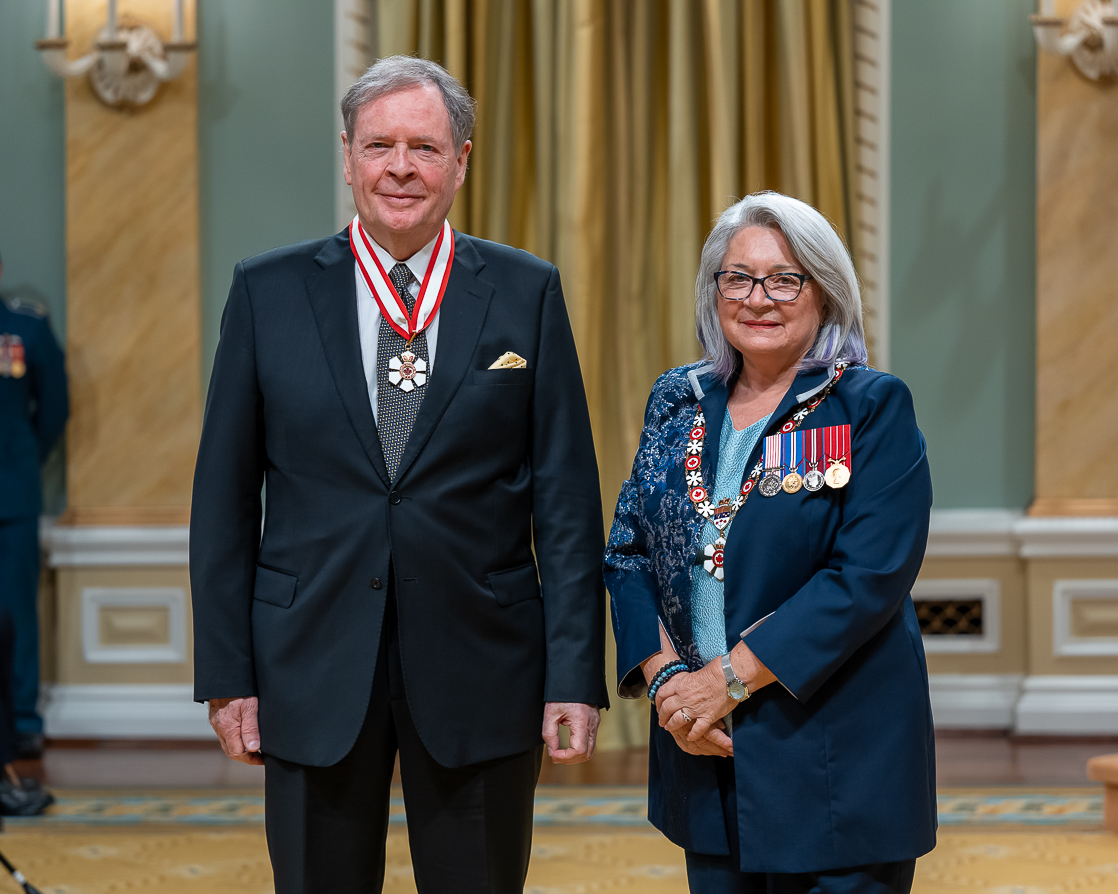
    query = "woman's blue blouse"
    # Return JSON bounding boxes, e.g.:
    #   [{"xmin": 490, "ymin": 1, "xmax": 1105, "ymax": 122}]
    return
[{"xmin": 691, "ymin": 409, "xmax": 770, "ymax": 664}]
